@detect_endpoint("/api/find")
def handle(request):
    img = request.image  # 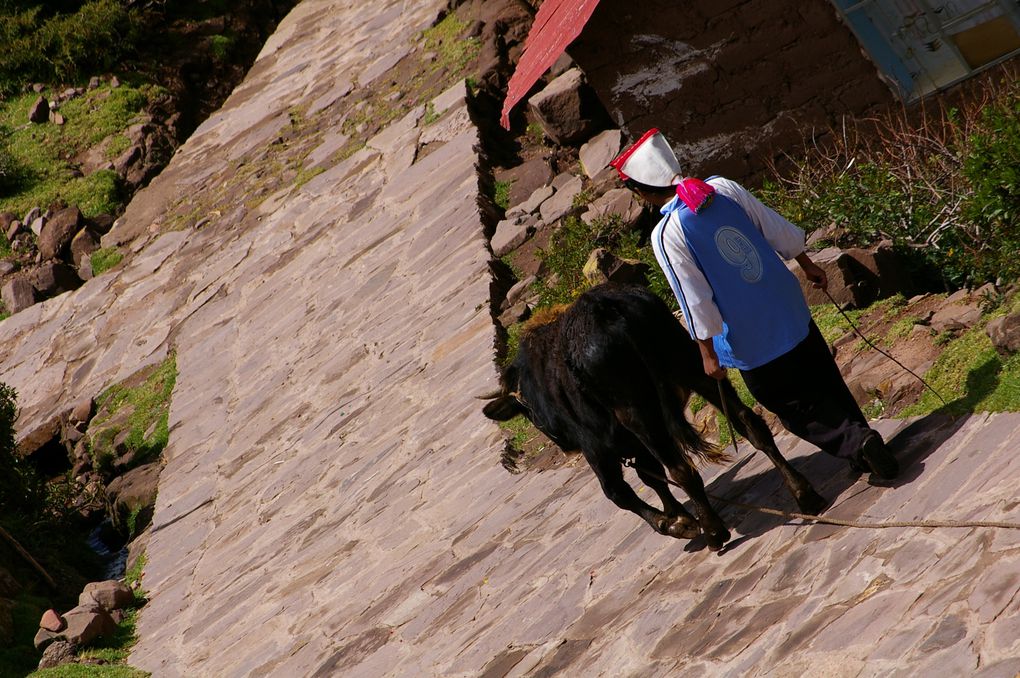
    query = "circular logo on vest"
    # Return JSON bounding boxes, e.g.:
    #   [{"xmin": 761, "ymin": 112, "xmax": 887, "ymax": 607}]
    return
[{"xmin": 714, "ymin": 226, "xmax": 762, "ymax": 283}]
